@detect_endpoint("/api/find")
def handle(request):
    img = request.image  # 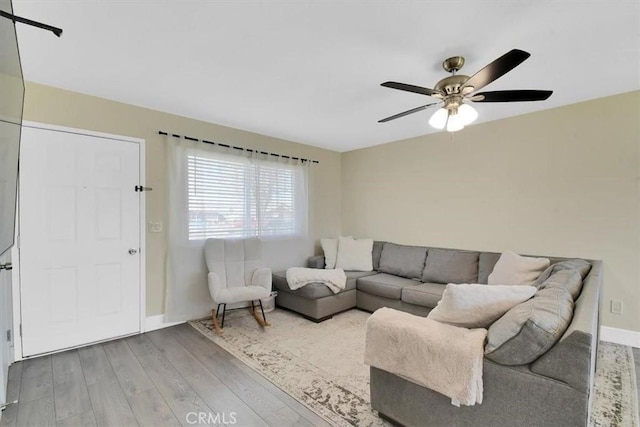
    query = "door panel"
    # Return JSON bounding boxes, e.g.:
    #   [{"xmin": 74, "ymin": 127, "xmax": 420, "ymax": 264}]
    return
[
  {"xmin": 0, "ymin": 250, "xmax": 12, "ymax": 405},
  {"xmin": 20, "ymin": 126, "xmax": 141, "ymax": 356}
]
